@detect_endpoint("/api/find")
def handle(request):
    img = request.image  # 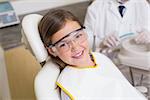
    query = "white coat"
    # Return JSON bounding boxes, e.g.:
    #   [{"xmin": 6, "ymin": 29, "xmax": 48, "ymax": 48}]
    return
[{"xmin": 84, "ymin": 0, "xmax": 150, "ymax": 48}]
